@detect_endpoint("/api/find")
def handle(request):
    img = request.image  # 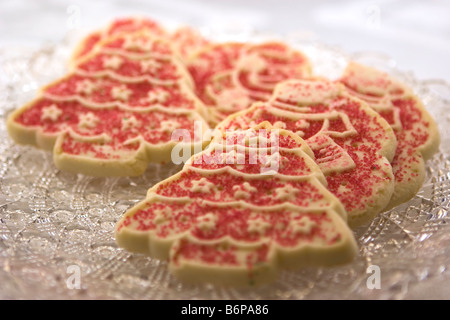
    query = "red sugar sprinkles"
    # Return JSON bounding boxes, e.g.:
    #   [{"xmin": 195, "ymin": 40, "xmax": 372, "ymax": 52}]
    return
[{"xmin": 6, "ymin": 17, "xmax": 439, "ymax": 287}]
